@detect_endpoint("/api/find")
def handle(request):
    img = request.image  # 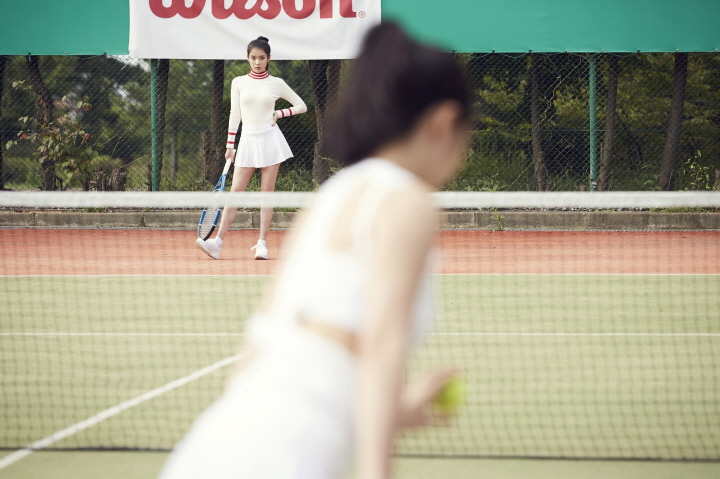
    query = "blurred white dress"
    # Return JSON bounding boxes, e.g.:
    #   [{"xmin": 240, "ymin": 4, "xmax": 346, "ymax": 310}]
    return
[{"xmin": 159, "ymin": 158, "xmax": 434, "ymax": 479}]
